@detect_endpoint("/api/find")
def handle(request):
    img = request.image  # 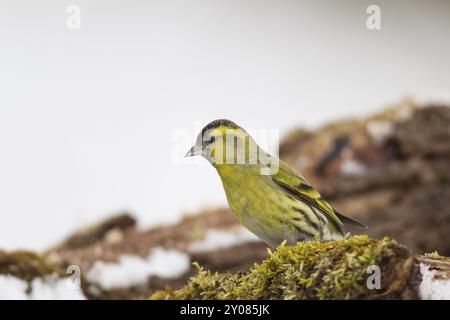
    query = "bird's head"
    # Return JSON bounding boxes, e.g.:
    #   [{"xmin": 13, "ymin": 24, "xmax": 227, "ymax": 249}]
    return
[{"xmin": 185, "ymin": 119, "xmax": 260, "ymax": 166}]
